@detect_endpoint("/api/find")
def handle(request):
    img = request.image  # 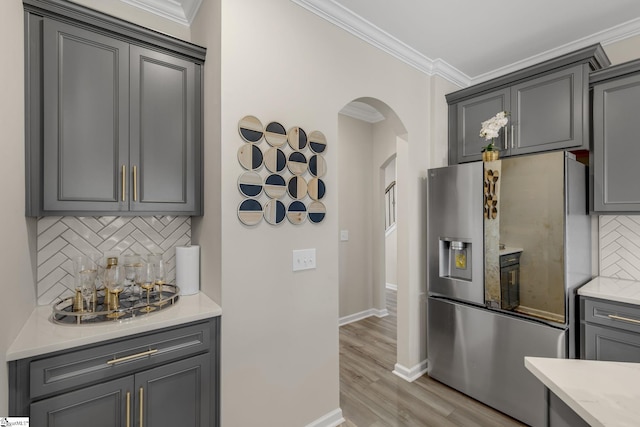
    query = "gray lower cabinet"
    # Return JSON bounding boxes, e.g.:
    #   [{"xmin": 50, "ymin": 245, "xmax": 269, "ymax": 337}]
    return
[
  {"xmin": 580, "ymin": 296, "xmax": 640, "ymax": 362},
  {"xmin": 591, "ymin": 60, "xmax": 640, "ymax": 212},
  {"xmin": 9, "ymin": 318, "xmax": 220, "ymax": 427},
  {"xmin": 24, "ymin": 0, "xmax": 204, "ymax": 216},
  {"xmin": 447, "ymin": 44, "xmax": 609, "ymax": 164}
]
